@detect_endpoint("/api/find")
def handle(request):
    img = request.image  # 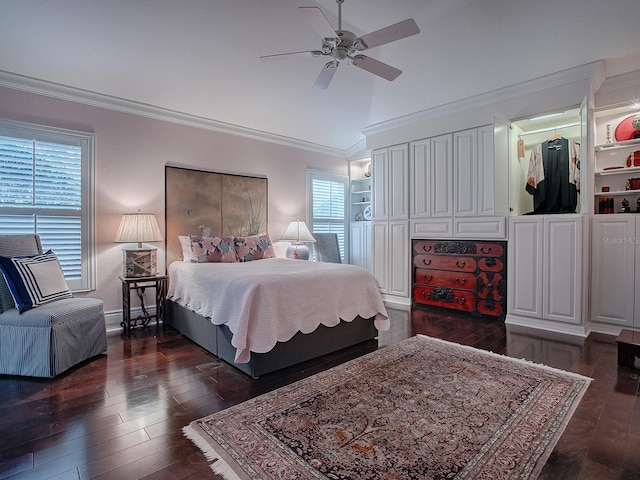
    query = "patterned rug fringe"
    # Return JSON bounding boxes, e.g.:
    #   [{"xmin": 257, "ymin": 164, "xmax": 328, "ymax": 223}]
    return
[{"xmin": 183, "ymin": 424, "xmax": 241, "ymax": 480}]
